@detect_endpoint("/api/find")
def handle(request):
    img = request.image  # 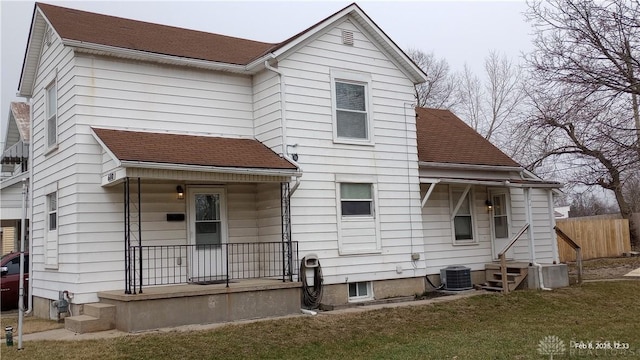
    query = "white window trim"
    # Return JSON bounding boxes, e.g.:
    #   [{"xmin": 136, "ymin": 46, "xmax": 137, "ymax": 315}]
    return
[
  {"xmin": 449, "ymin": 185, "xmax": 478, "ymax": 245},
  {"xmin": 330, "ymin": 69, "xmax": 375, "ymax": 145},
  {"xmin": 335, "ymin": 174, "xmax": 381, "ymax": 255},
  {"xmin": 45, "ymin": 76, "xmax": 58, "ymax": 153},
  {"xmin": 44, "ymin": 182, "xmax": 59, "ymax": 269},
  {"xmin": 348, "ymin": 281, "xmax": 373, "ymax": 302}
]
